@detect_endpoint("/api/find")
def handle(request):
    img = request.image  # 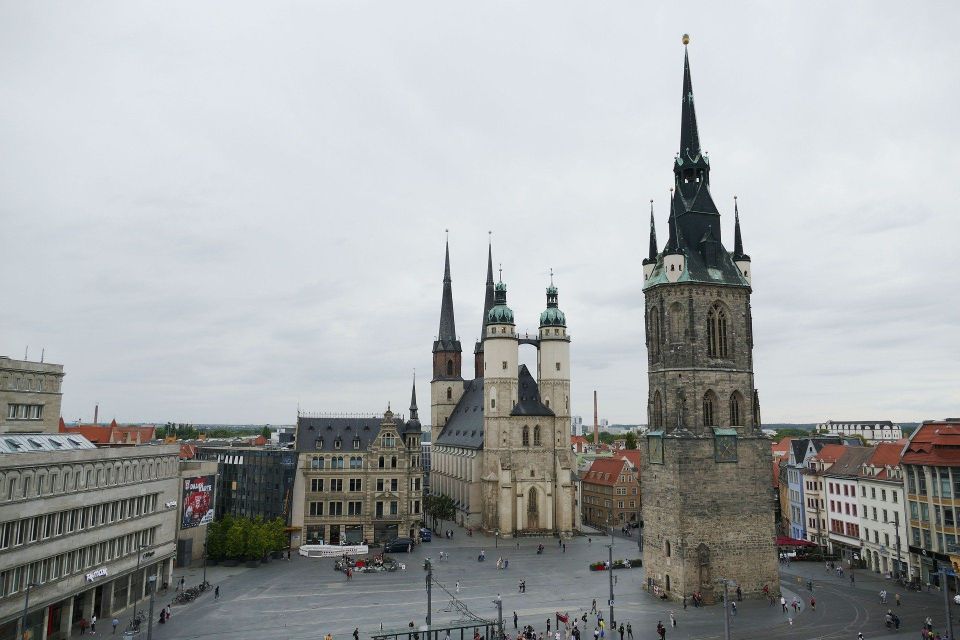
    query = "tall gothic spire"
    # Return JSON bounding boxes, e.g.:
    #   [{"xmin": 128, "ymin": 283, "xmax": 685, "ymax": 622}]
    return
[
  {"xmin": 680, "ymin": 35, "xmax": 701, "ymax": 159},
  {"xmin": 437, "ymin": 237, "xmax": 457, "ymax": 345},
  {"xmin": 647, "ymin": 200, "xmax": 658, "ymax": 262},
  {"xmin": 481, "ymin": 235, "xmax": 495, "ymax": 333},
  {"xmin": 409, "ymin": 373, "xmax": 419, "ymax": 422},
  {"xmin": 733, "ymin": 196, "xmax": 750, "ymax": 261}
]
